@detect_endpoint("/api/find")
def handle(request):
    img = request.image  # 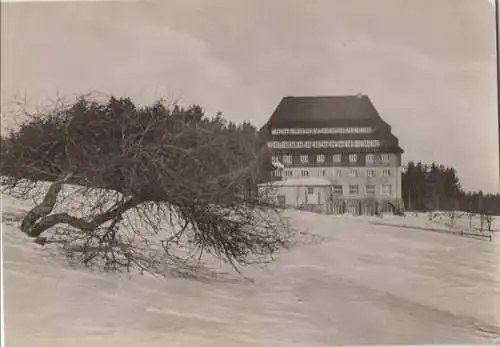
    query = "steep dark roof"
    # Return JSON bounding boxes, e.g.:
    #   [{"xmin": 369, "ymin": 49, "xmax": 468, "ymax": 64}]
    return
[{"xmin": 268, "ymin": 94, "xmax": 384, "ymax": 124}]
